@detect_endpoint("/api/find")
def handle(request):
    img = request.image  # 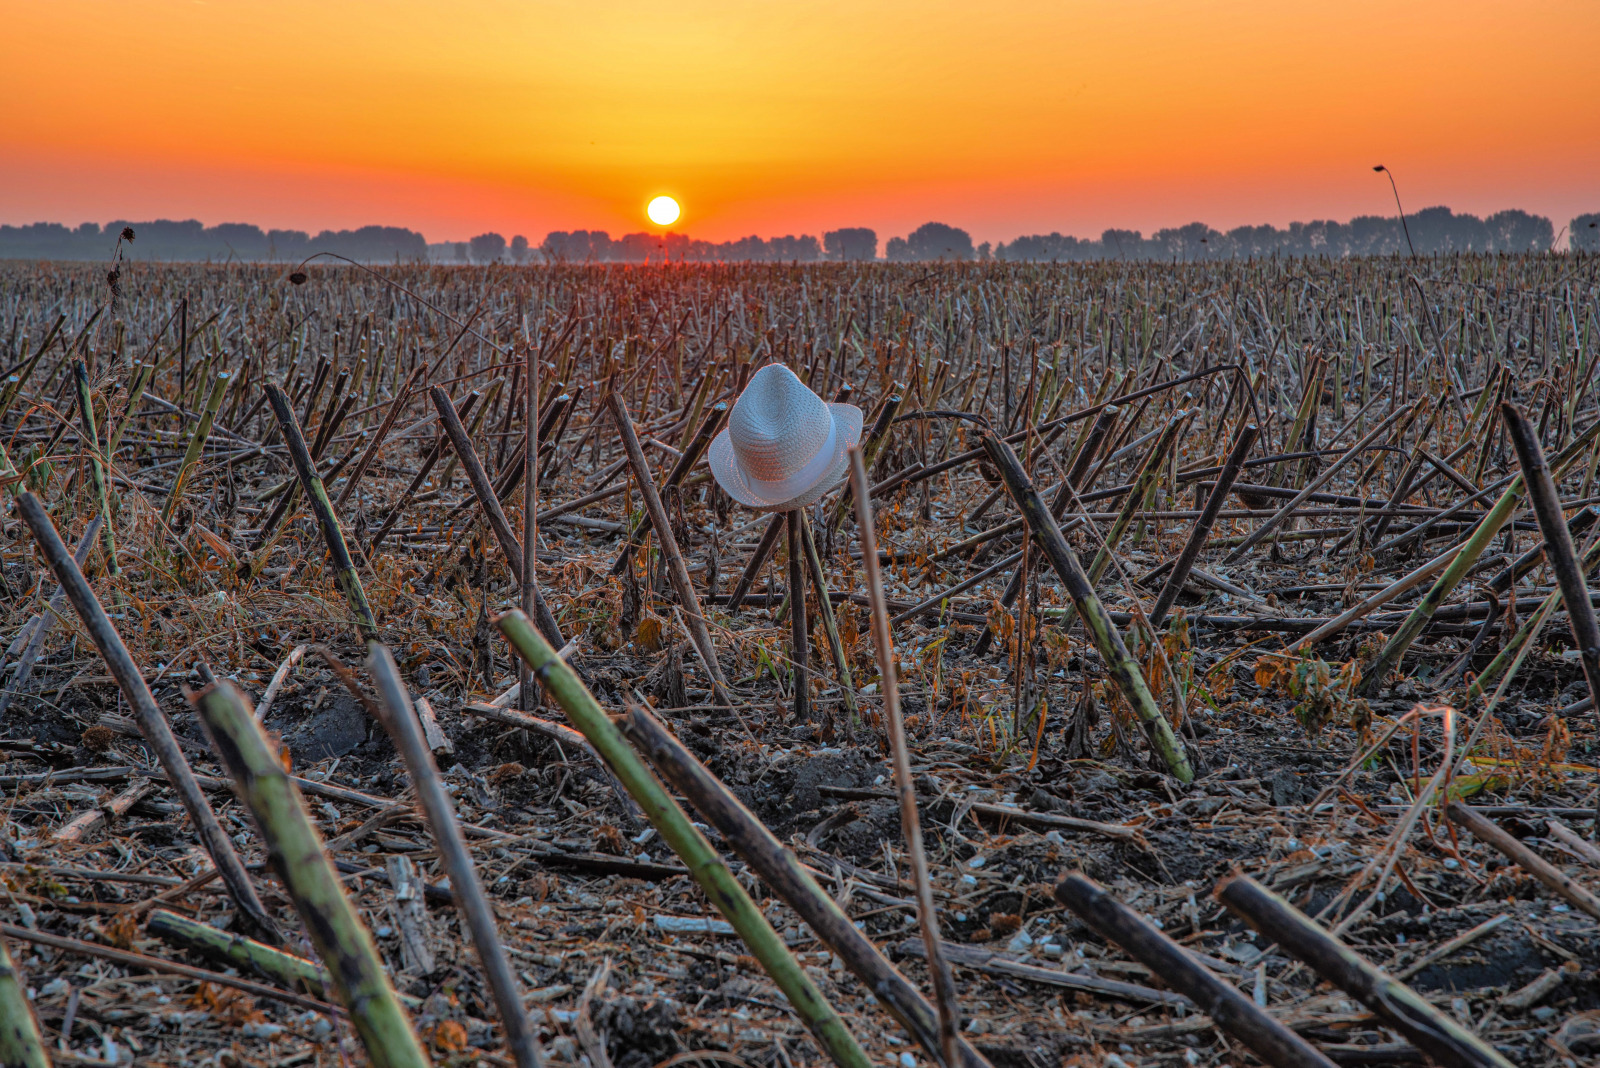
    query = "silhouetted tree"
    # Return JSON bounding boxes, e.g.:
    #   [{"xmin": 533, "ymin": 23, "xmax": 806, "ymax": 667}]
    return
[
  {"xmin": 510, "ymin": 235, "xmax": 531, "ymax": 263},
  {"xmin": 901, "ymin": 222, "xmax": 974, "ymax": 261},
  {"xmin": 769, "ymin": 235, "xmax": 821, "ymax": 261},
  {"xmin": 823, "ymin": 228, "xmax": 877, "ymax": 261},
  {"xmin": 469, "ymin": 232, "xmax": 508, "ymax": 263},
  {"xmin": 1483, "ymin": 210, "xmax": 1552, "ymax": 253},
  {"xmin": 1574, "ymin": 214, "xmax": 1600, "ymax": 253},
  {"xmin": 1153, "ymin": 223, "xmax": 1222, "ymax": 261},
  {"xmin": 542, "ymin": 231, "xmax": 614, "ymax": 261},
  {"xmin": 1100, "ymin": 229, "xmax": 1144, "ymax": 259}
]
